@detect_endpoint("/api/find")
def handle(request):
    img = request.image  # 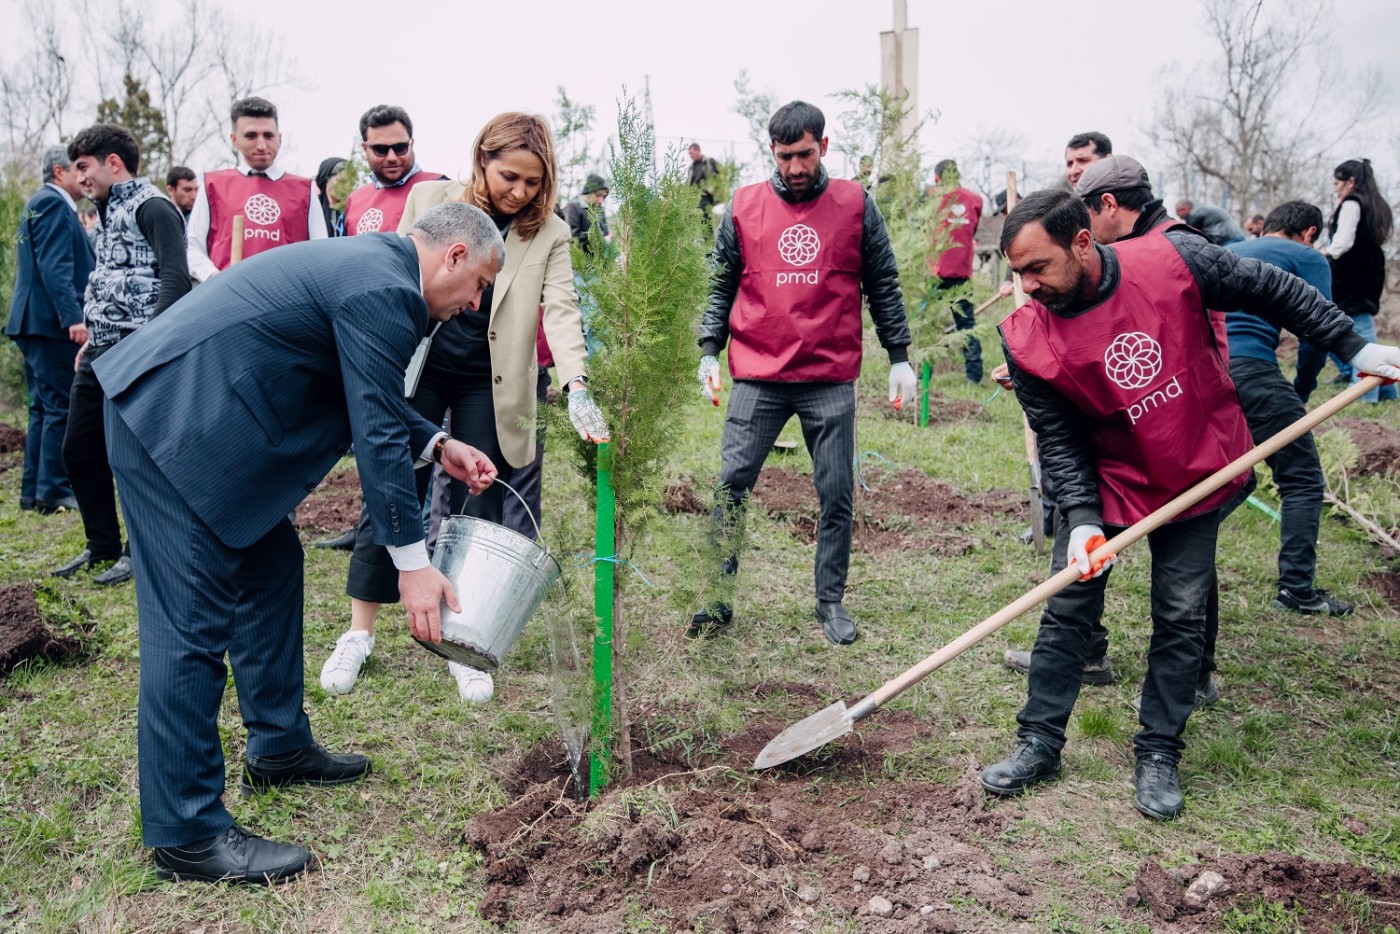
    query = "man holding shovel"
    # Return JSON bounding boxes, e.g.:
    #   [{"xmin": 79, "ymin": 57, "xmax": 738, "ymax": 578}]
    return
[{"xmin": 982, "ymin": 189, "xmax": 1400, "ymax": 820}]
